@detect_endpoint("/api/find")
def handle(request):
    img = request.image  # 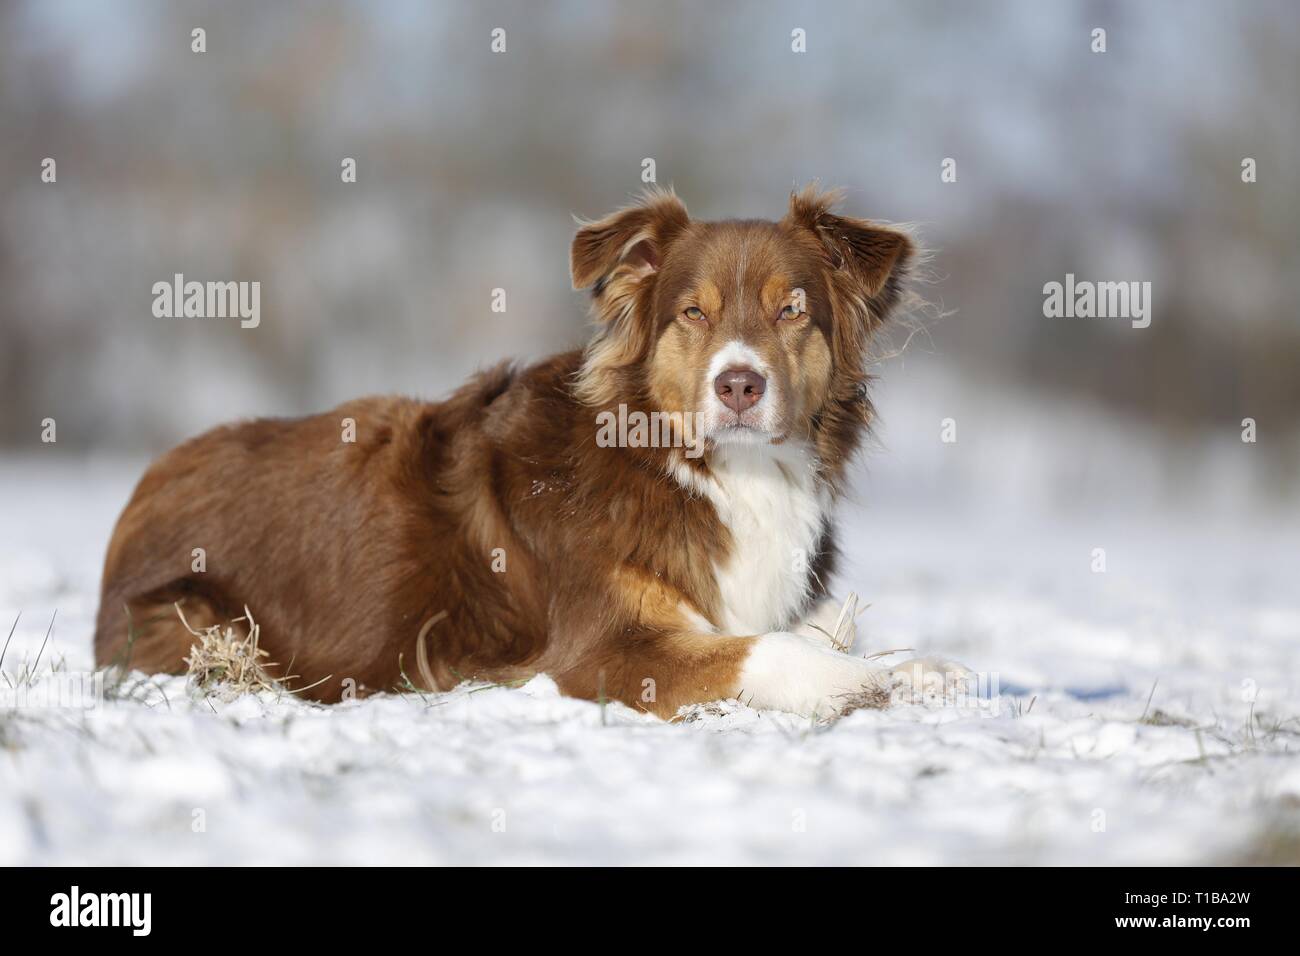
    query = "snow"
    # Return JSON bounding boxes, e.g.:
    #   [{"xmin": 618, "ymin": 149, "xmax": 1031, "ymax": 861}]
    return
[{"xmin": 1, "ymin": 449, "xmax": 1297, "ymax": 865}]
